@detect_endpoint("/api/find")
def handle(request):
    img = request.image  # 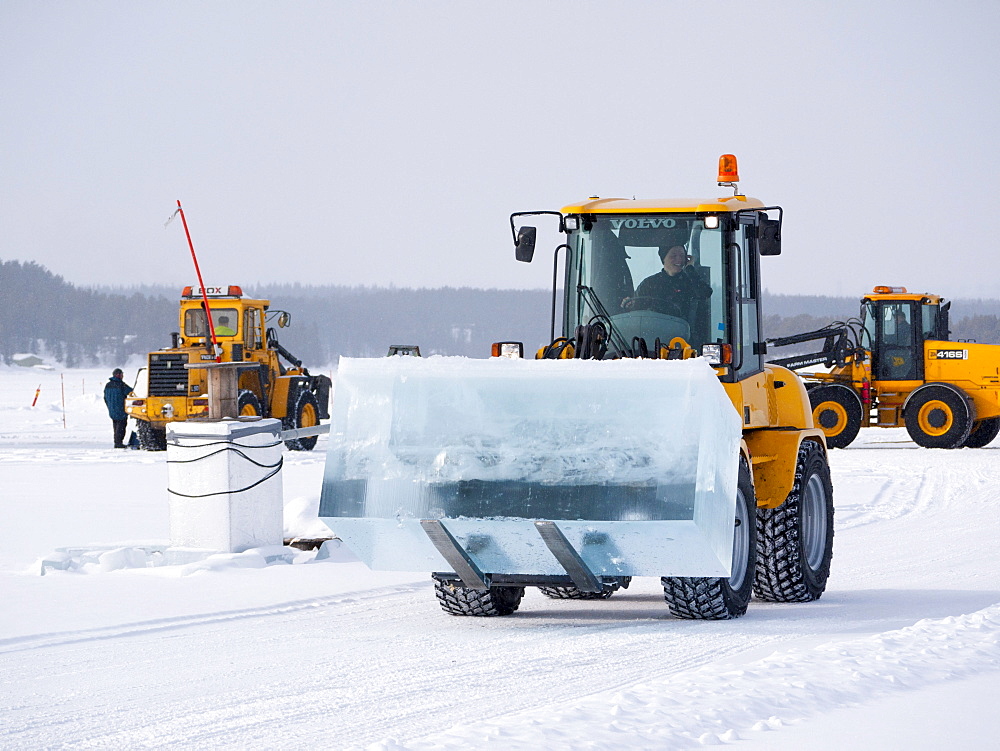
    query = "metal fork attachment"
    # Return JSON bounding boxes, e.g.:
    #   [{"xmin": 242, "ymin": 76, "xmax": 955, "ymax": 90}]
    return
[
  {"xmin": 419, "ymin": 520, "xmax": 490, "ymax": 590},
  {"xmin": 534, "ymin": 521, "xmax": 603, "ymax": 593}
]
